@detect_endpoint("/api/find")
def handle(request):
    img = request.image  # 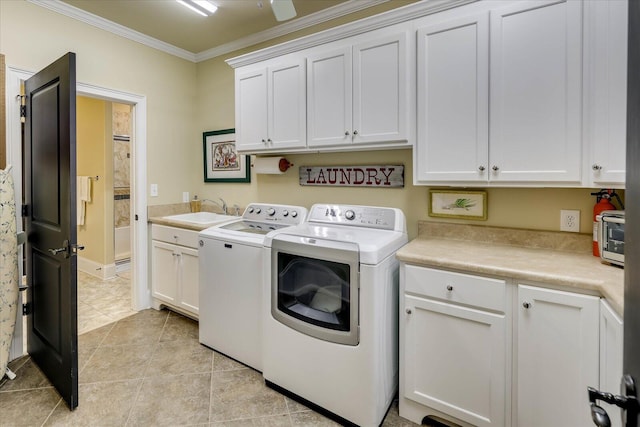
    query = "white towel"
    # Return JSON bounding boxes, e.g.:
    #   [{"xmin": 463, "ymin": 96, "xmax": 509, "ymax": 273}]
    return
[{"xmin": 77, "ymin": 176, "xmax": 92, "ymax": 226}]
